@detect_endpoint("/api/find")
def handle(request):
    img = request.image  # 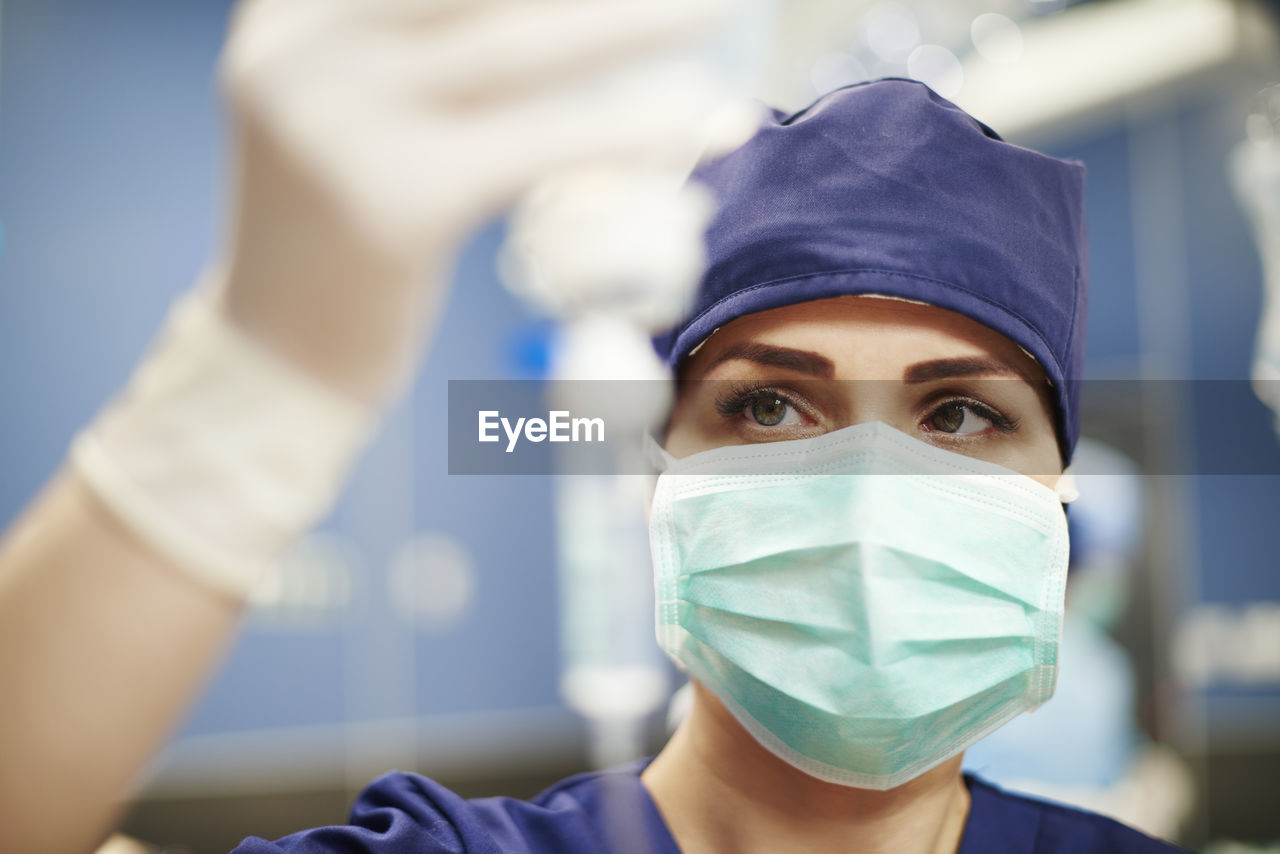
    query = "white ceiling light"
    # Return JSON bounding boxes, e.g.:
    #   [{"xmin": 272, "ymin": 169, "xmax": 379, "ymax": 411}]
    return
[
  {"xmin": 970, "ymin": 12, "xmax": 1024, "ymax": 65},
  {"xmin": 955, "ymin": 0, "xmax": 1255, "ymax": 140},
  {"xmin": 863, "ymin": 2, "xmax": 921, "ymax": 63}
]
